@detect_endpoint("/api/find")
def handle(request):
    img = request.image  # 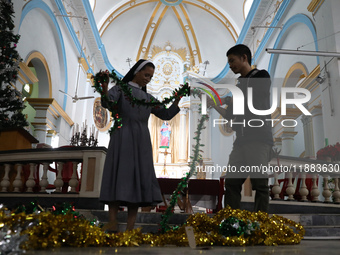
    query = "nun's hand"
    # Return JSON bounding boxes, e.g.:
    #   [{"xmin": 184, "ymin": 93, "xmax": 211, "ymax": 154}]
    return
[
  {"xmin": 174, "ymin": 96, "xmax": 182, "ymax": 106},
  {"xmin": 100, "ymin": 71, "xmax": 110, "ymax": 93}
]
